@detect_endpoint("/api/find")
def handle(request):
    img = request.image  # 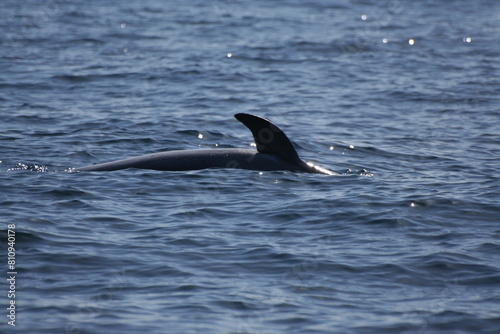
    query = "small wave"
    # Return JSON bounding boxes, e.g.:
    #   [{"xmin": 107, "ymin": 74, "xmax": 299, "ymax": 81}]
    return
[
  {"xmin": 51, "ymin": 72, "xmax": 142, "ymax": 83},
  {"xmin": 290, "ymin": 40, "xmax": 373, "ymax": 55},
  {"xmin": 7, "ymin": 162, "xmax": 49, "ymax": 172}
]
